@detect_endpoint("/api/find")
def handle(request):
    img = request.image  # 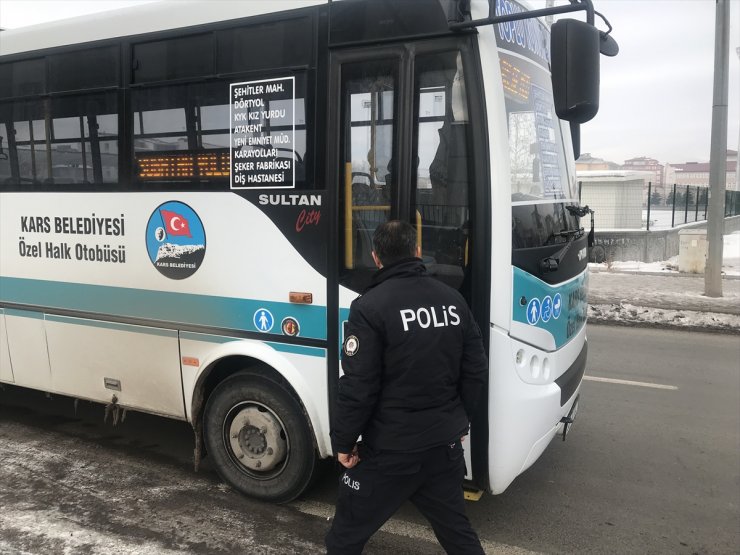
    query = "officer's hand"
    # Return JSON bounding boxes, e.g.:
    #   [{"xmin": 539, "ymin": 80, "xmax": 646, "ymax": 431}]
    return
[{"xmin": 338, "ymin": 445, "xmax": 360, "ymax": 469}]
